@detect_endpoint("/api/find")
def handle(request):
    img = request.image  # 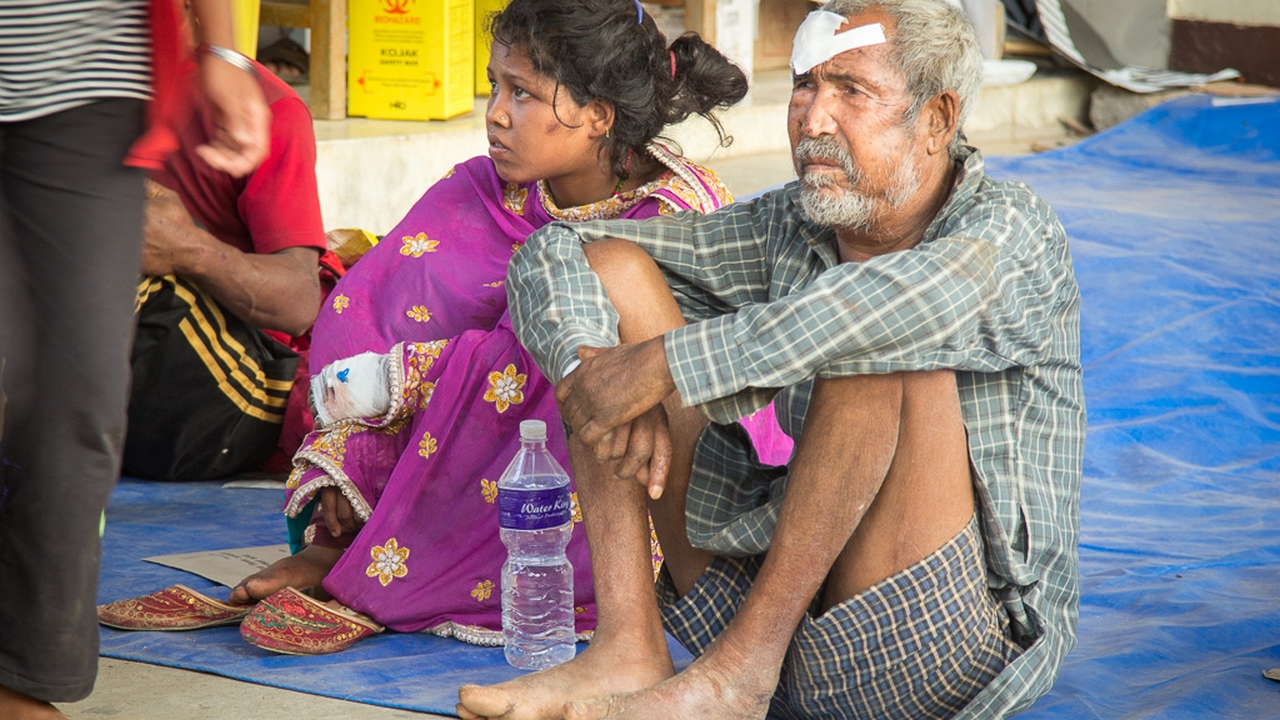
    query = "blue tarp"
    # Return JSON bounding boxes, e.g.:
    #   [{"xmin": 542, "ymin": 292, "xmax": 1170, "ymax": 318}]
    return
[
  {"xmin": 985, "ymin": 94, "xmax": 1280, "ymax": 719},
  {"xmin": 99, "ymin": 93, "xmax": 1280, "ymax": 717}
]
